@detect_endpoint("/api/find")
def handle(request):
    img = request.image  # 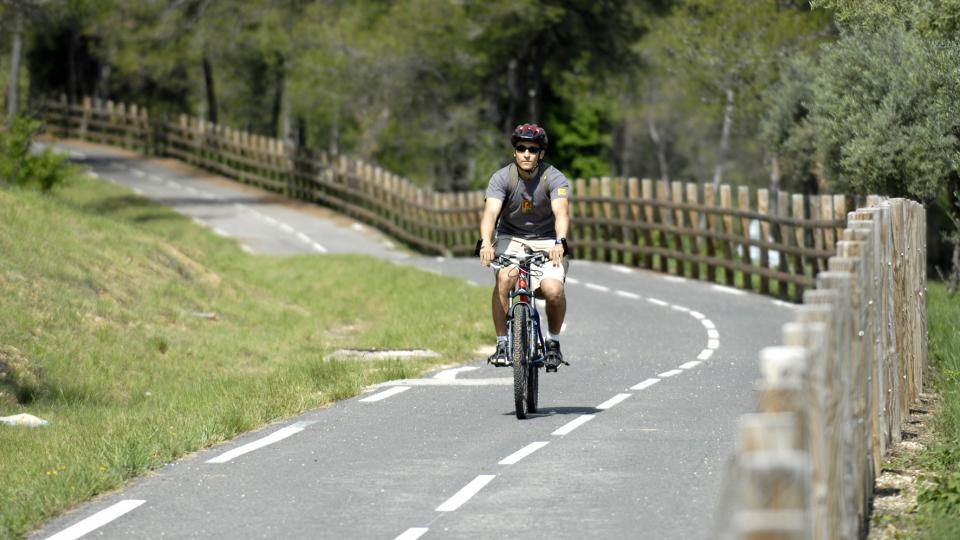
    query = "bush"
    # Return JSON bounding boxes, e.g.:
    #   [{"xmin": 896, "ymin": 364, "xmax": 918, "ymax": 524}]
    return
[{"xmin": 0, "ymin": 116, "xmax": 73, "ymax": 191}]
